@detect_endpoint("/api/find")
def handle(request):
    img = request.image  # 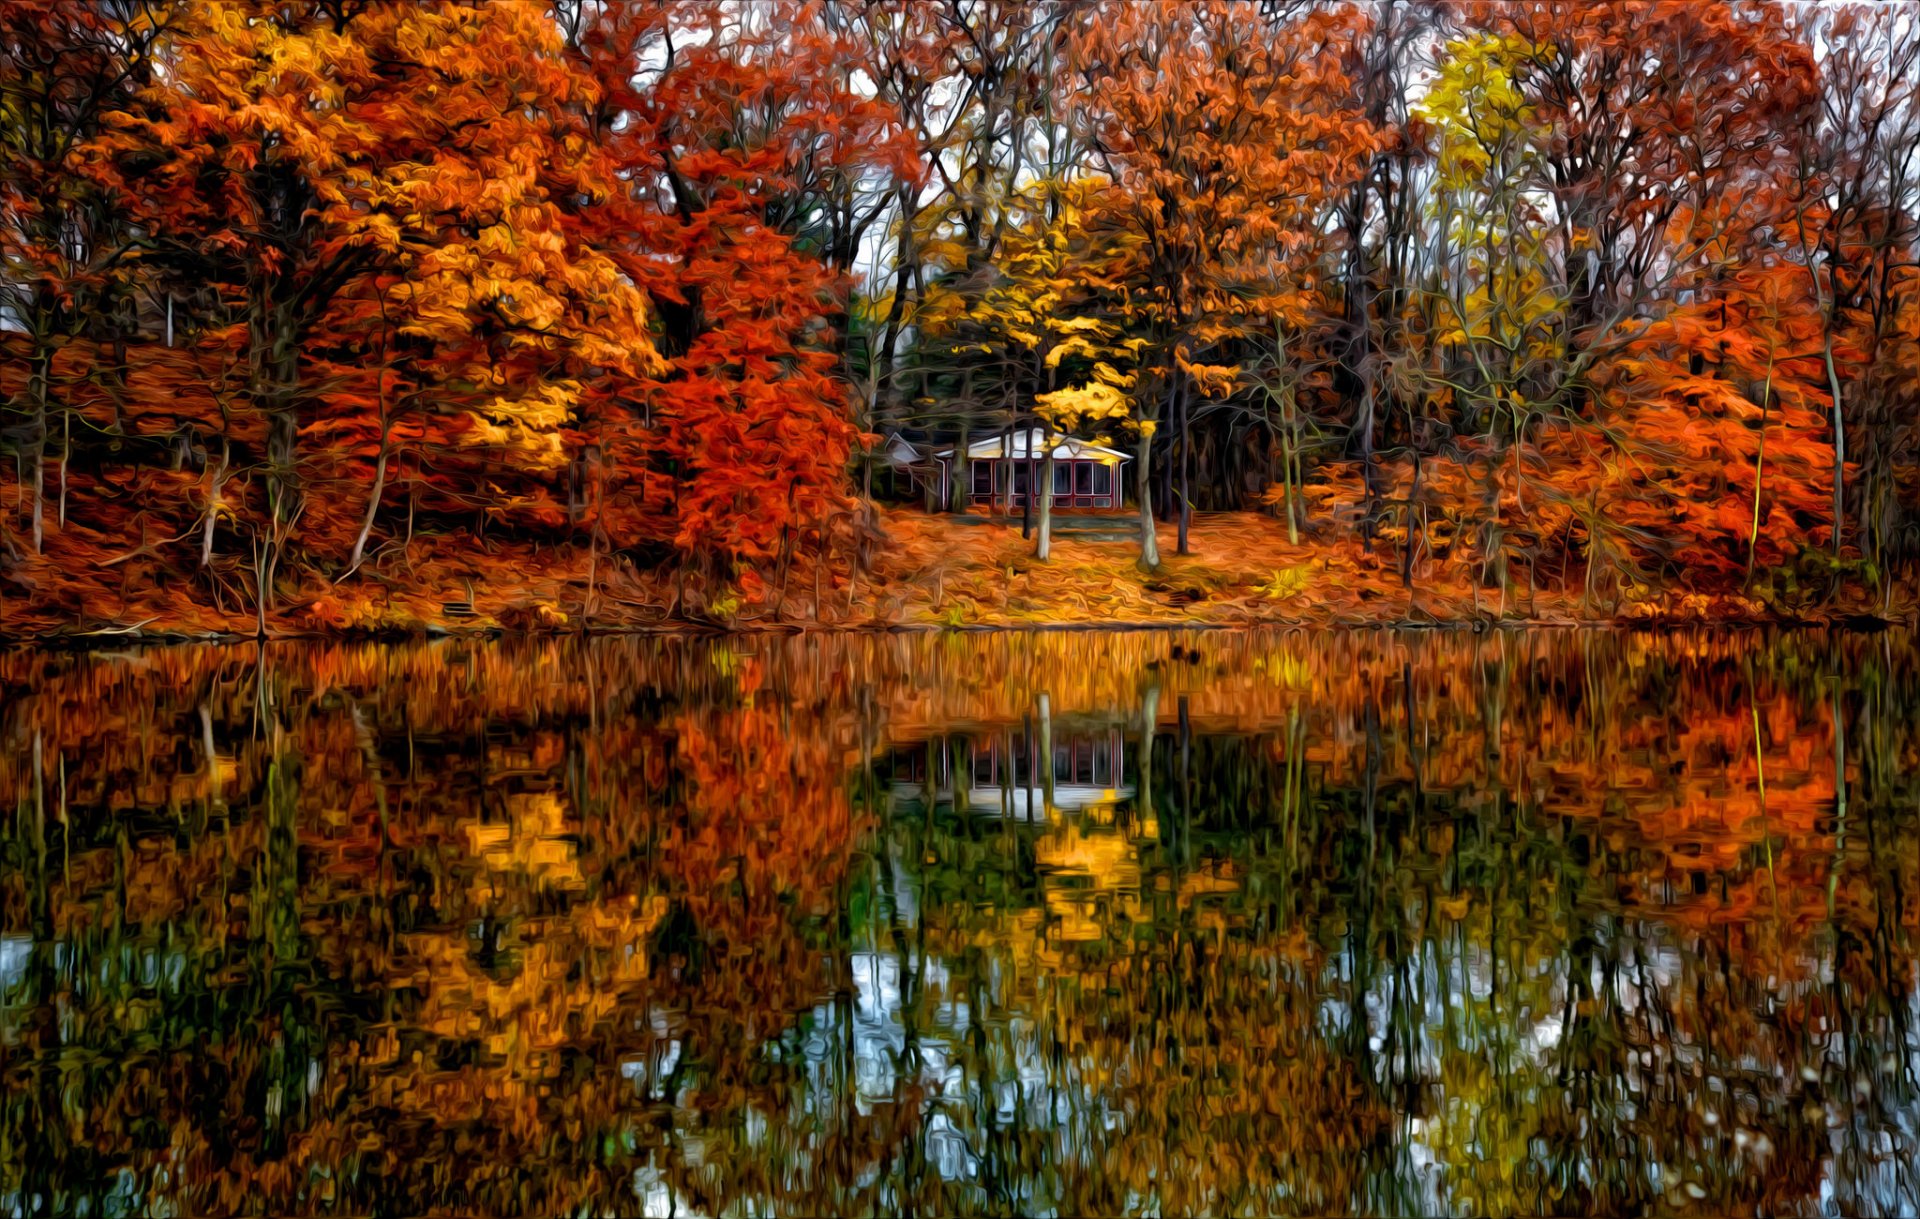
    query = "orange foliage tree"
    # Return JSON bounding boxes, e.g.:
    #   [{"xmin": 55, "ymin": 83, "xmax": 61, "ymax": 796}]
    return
[{"xmin": 1066, "ymin": 0, "xmax": 1377, "ymax": 565}]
